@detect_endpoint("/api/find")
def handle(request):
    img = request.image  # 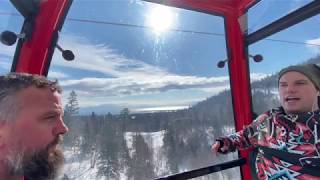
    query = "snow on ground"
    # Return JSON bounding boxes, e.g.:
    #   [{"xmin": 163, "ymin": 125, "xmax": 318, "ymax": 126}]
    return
[
  {"xmin": 61, "ymin": 130, "xmax": 238, "ymax": 179},
  {"xmin": 62, "ymin": 130, "xmax": 166, "ymax": 179},
  {"xmin": 125, "ymin": 133, "xmax": 134, "ymax": 158},
  {"xmin": 125, "ymin": 130, "xmax": 168, "ymax": 176},
  {"xmin": 62, "ymin": 148, "xmax": 103, "ymax": 180}
]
